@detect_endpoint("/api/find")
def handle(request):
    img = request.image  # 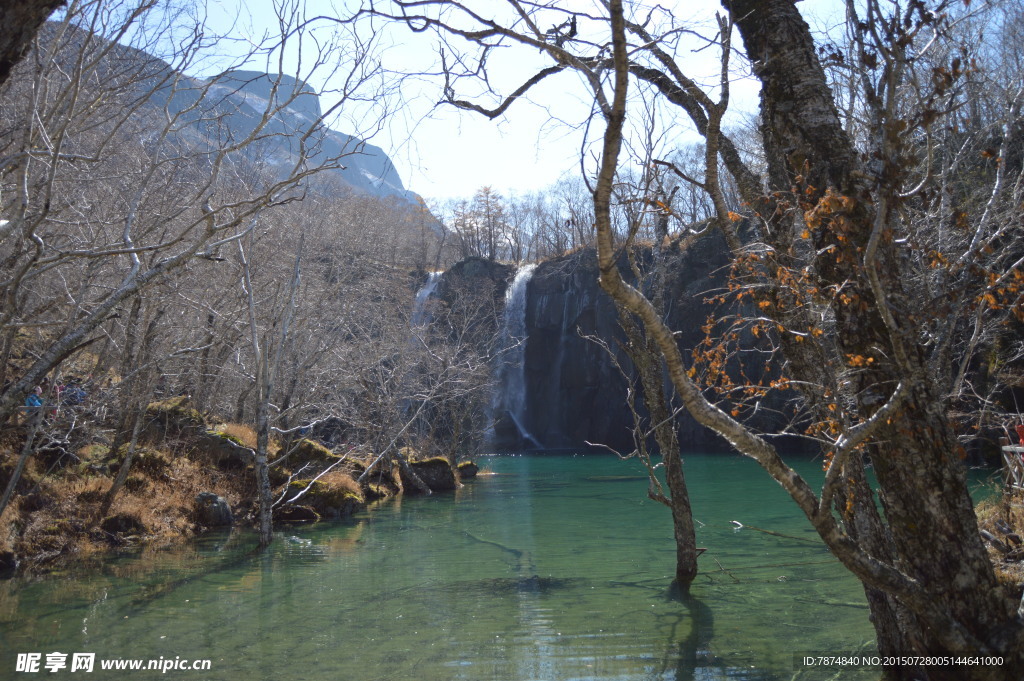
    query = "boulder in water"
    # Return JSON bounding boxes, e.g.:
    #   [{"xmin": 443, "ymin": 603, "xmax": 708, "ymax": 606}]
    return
[
  {"xmin": 274, "ymin": 505, "xmax": 321, "ymax": 523},
  {"xmin": 402, "ymin": 457, "xmax": 458, "ymax": 494},
  {"xmin": 195, "ymin": 492, "xmax": 233, "ymax": 527},
  {"xmin": 283, "ymin": 474, "xmax": 364, "ymax": 519}
]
